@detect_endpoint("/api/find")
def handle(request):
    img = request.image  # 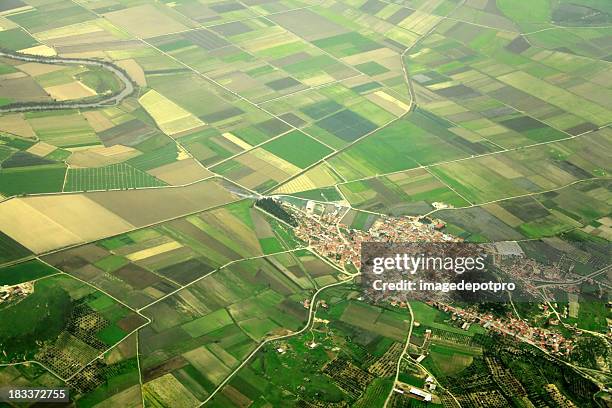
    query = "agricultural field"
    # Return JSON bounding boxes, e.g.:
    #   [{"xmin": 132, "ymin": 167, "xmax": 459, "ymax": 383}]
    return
[
  {"xmin": 0, "ymin": 178, "xmax": 239, "ymax": 254},
  {"xmin": 328, "ymin": 108, "xmax": 501, "ymax": 181},
  {"xmin": 0, "ymin": 231, "xmax": 31, "ymax": 264},
  {"xmin": 0, "ymin": 0, "xmax": 610, "ymax": 406},
  {"xmin": 437, "ymin": 178, "xmax": 612, "ymax": 241},
  {"xmin": 206, "ymin": 285, "xmax": 407, "ymax": 407},
  {"xmin": 138, "ymin": 248, "xmax": 342, "ymax": 405},
  {"xmin": 64, "ymin": 162, "xmax": 167, "ymax": 192},
  {"xmin": 339, "ymin": 167, "xmax": 470, "ymax": 215},
  {"xmin": 0, "ymin": 259, "xmax": 57, "ymax": 285},
  {"xmin": 0, "ymin": 273, "xmax": 145, "ymax": 380},
  {"xmin": 212, "ymin": 130, "xmax": 333, "ymax": 192},
  {"xmin": 41, "ymin": 199, "xmax": 303, "ymax": 308},
  {"xmin": 428, "ymin": 128, "xmax": 611, "ymax": 205}
]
